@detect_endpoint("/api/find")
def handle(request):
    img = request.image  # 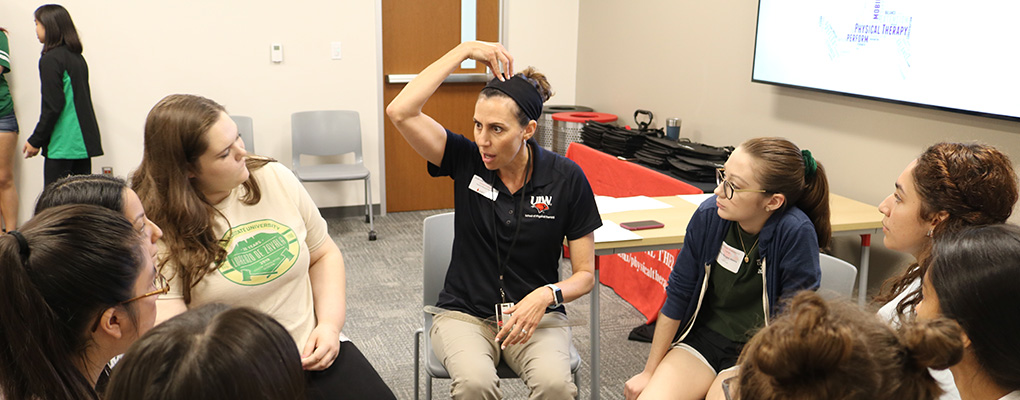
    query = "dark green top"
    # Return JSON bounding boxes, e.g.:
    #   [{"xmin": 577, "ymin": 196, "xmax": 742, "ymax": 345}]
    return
[
  {"xmin": 0, "ymin": 31, "xmax": 13, "ymax": 117},
  {"xmin": 700, "ymin": 221, "xmax": 766, "ymax": 342}
]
